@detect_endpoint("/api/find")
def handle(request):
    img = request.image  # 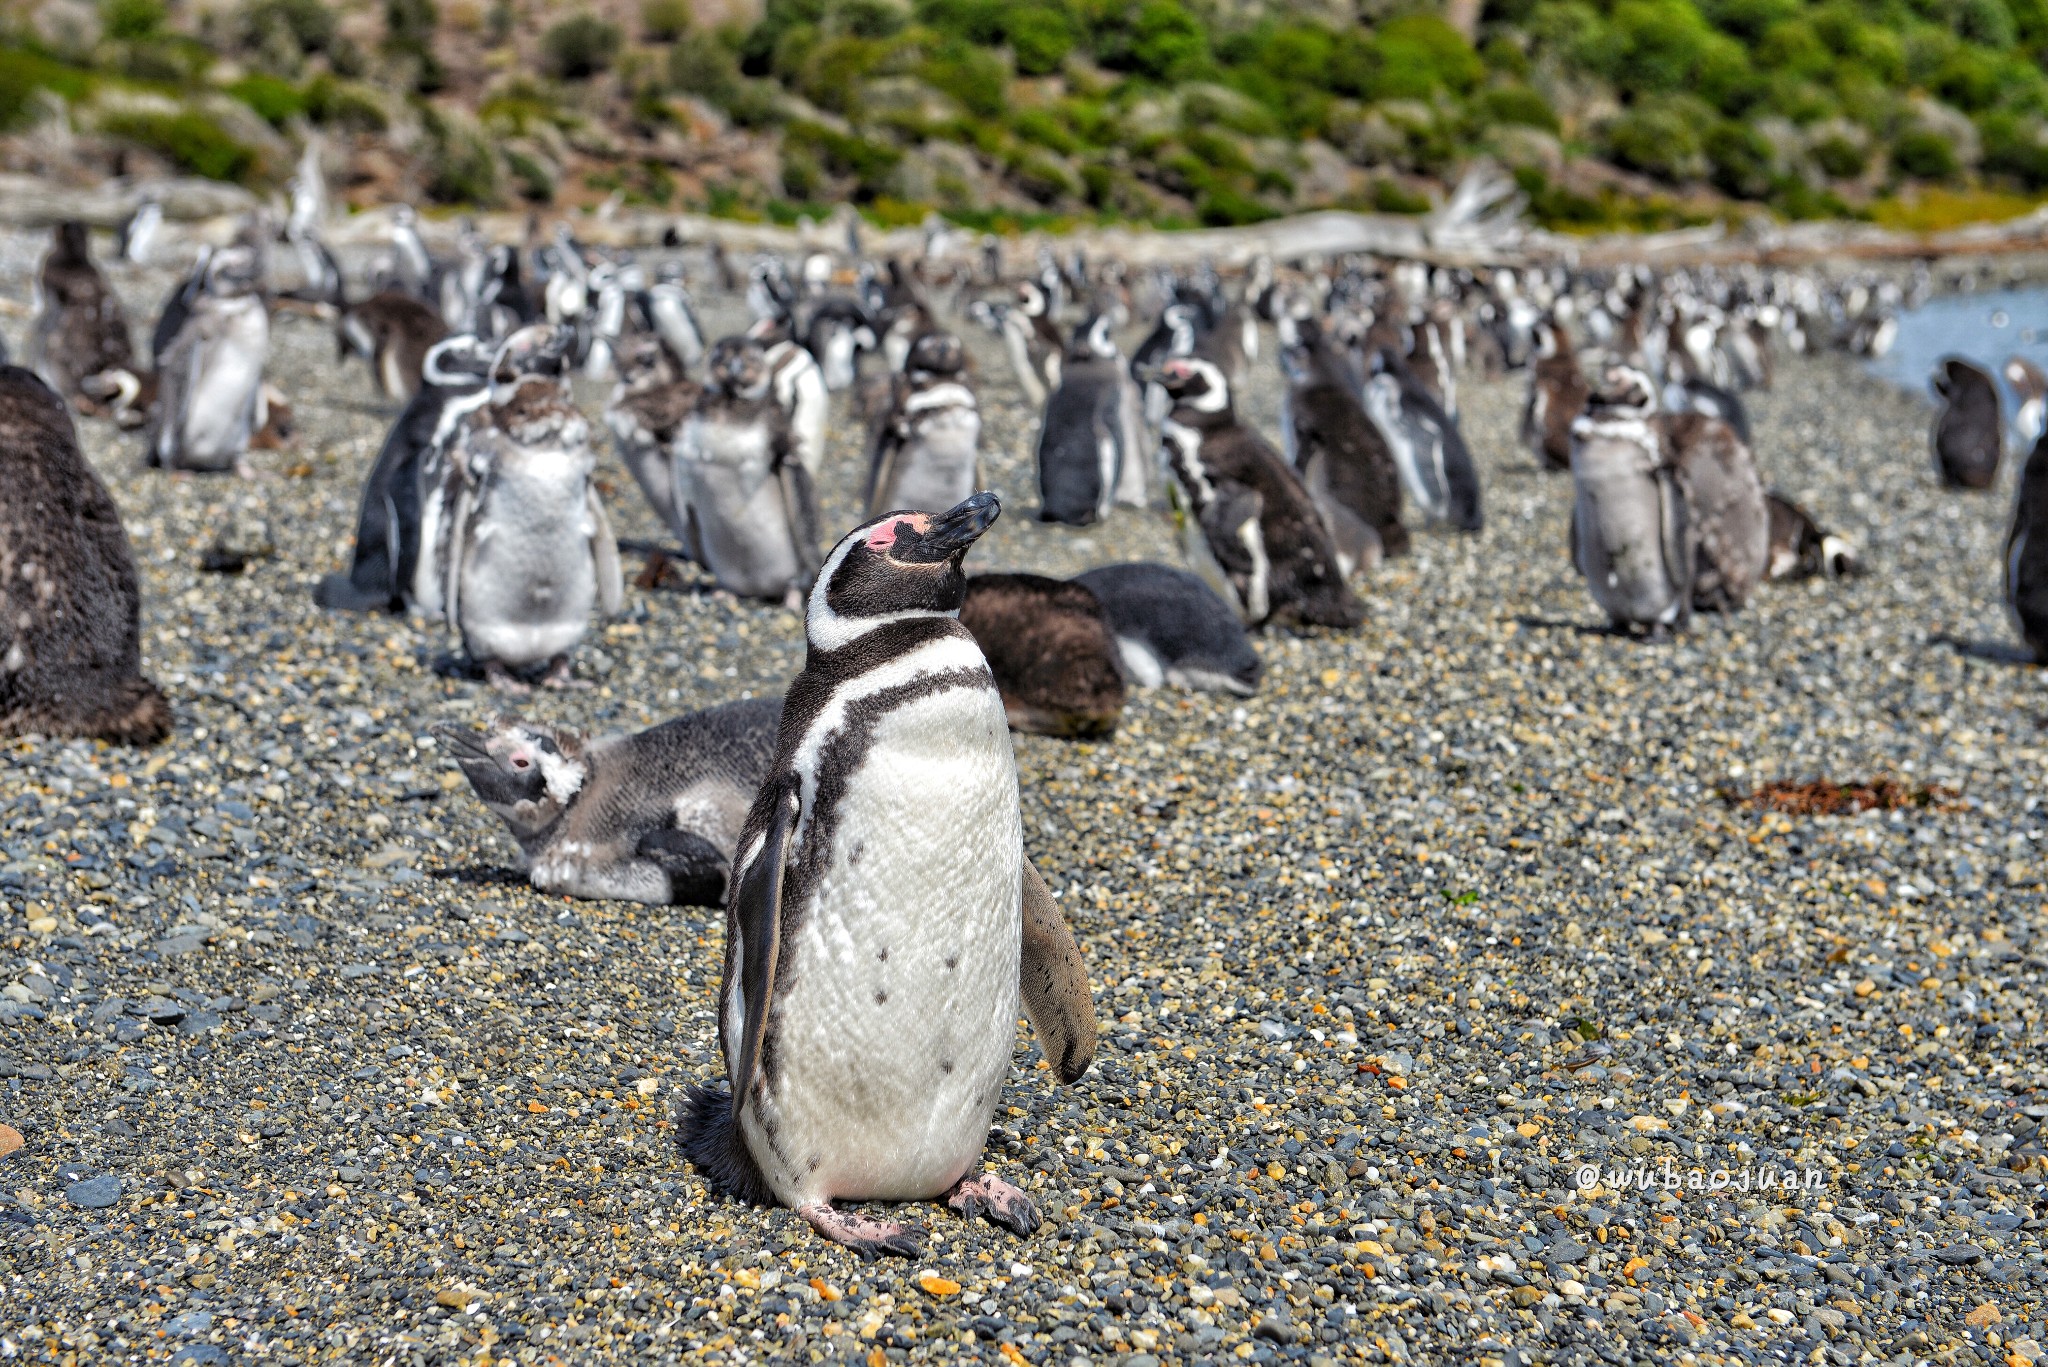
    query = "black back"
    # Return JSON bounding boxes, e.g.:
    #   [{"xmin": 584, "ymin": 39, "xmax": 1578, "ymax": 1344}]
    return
[
  {"xmin": 1036, "ymin": 355, "xmax": 1121, "ymax": 525},
  {"xmin": 1075, "ymin": 562, "xmax": 1262, "ymax": 690}
]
